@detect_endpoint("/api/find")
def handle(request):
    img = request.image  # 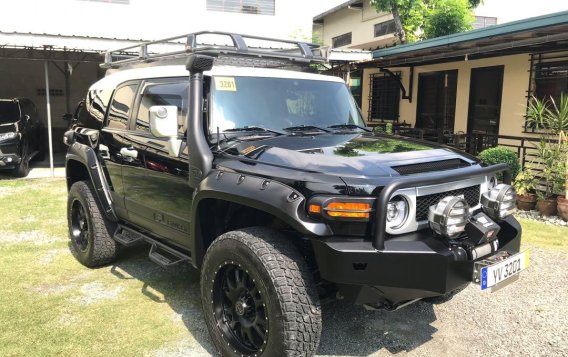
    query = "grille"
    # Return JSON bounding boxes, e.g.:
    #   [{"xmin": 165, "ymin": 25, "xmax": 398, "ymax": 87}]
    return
[
  {"xmin": 416, "ymin": 185, "xmax": 481, "ymax": 221},
  {"xmin": 393, "ymin": 159, "xmax": 469, "ymax": 175}
]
